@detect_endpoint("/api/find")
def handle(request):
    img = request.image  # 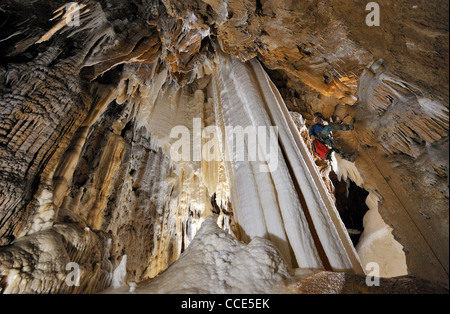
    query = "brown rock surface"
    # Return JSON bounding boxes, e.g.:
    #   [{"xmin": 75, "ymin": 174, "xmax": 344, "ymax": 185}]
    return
[{"xmin": 275, "ymin": 270, "xmax": 449, "ymax": 294}]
